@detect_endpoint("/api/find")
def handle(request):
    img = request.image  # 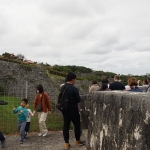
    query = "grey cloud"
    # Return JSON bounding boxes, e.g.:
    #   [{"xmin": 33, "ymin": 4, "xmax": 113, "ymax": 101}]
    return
[{"xmin": 42, "ymin": 0, "xmax": 105, "ymax": 17}]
